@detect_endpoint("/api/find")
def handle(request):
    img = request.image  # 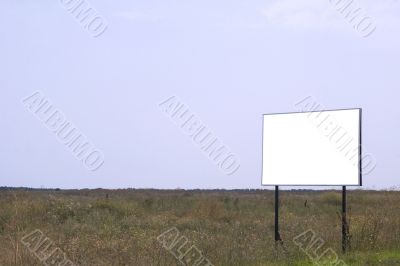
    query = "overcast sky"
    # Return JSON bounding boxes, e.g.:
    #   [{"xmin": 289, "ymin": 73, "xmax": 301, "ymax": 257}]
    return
[{"xmin": 1, "ymin": 0, "xmax": 399, "ymax": 189}]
